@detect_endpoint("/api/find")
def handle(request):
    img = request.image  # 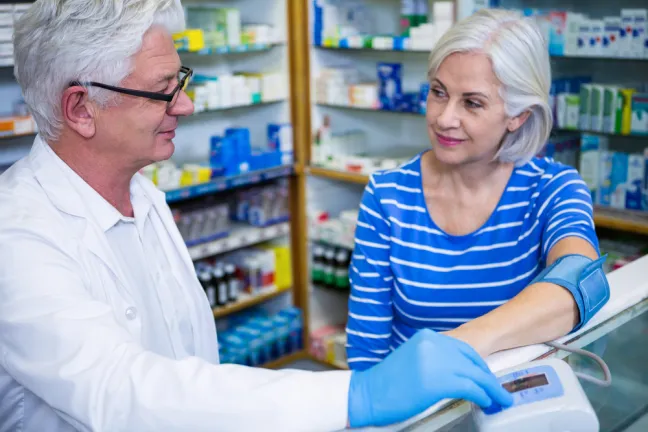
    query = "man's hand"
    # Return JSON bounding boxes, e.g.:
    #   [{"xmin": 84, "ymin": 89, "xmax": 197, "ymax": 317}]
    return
[{"xmin": 347, "ymin": 329, "xmax": 513, "ymax": 428}]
